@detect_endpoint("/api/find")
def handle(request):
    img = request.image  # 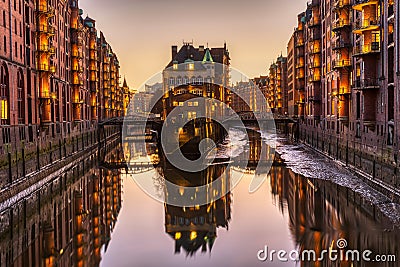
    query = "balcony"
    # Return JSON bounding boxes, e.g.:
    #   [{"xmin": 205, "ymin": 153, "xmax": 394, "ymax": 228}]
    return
[
  {"xmin": 332, "ymin": 39, "xmax": 351, "ymax": 50},
  {"xmin": 308, "ymin": 32, "xmax": 321, "ymax": 41},
  {"xmin": 332, "ymin": 19, "xmax": 351, "ymax": 31},
  {"xmin": 296, "ymin": 62, "xmax": 305, "ymax": 68},
  {"xmin": 72, "ymin": 66, "xmax": 84, "ymax": 73},
  {"xmin": 338, "ymin": 87, "xmax": 351, "ymax": 95},
  {"xmin": 295, "ymin": 39, "xmax": 304, "ymax": 47},
  {"xmin": 89, "ymin": 65, "xmax": 98, "ymax": 71},
  {"xmin": 308, "ymin": 75, "xmax": 321, "ymax": 82},
  {"xmin": 308, "ymin": 61, "xmax": 321, "ymax": 69},
  {"xmin": 353, "ymin": 0, "xmax": 379, "ymax": 11},
  {"xmin": 352, "ymin": 78, "xmax": 379, "ymax": 89},
  {"xmin": 36, "ymin": 5, "xmax": 55, "ymax": 17},
  {"xmin": 353, "ymin": 19, "xmax": 380, "ymax": 34},
  {"xmin": 353, "ymin": 42, "xmax": 380, "ymax": 56},
  {"xmin": 37, "ymin": 64, "xmax": 51, "ymax": 72},
  {"xmin": 309, "ymin": 46, "xmax": 321, "ymax": 54},
  {"xmin": 308, "ymin": 18, "xmax": 321, "ymax": 28},
  {"xmin": 332, "ymin": 59, "xmax": 351, "ymax": 69},
  {"xmin": 72, "ymin": 51, "xmax": 83, "ymax": 58},
  {"xmin": 333, "ymin": 0, "xmax": 351, "ymax": 10},
  {"xmin": 39, "ymin": 91, "xmax": 57, "ymax": 100},
  {"xmin": 37, "ymin": 45, "xmax": 55, "ymax": 55},
  {"xmin": 37, "ymin": 25, "xmax": 55, "ymax": 35}
]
